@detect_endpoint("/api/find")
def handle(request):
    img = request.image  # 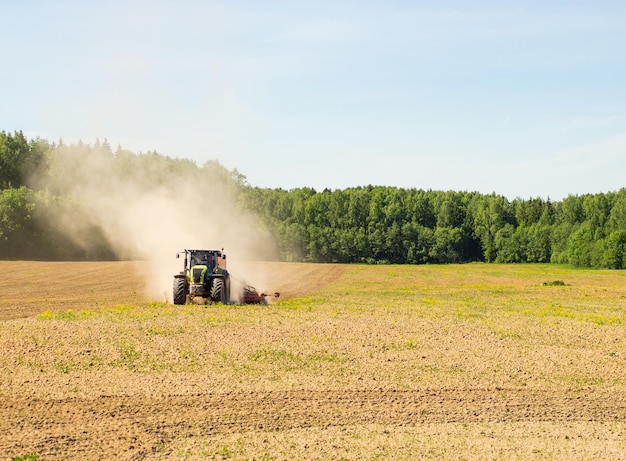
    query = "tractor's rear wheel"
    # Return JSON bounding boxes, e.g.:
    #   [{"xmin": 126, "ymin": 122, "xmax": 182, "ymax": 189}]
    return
[
  {"xmin": 173, "ymin": 277, "xmax": 186, "ymax": 305},
  {"xmin": 210, "ymin": 277, "xmax": 226, "ymax": 303}
]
